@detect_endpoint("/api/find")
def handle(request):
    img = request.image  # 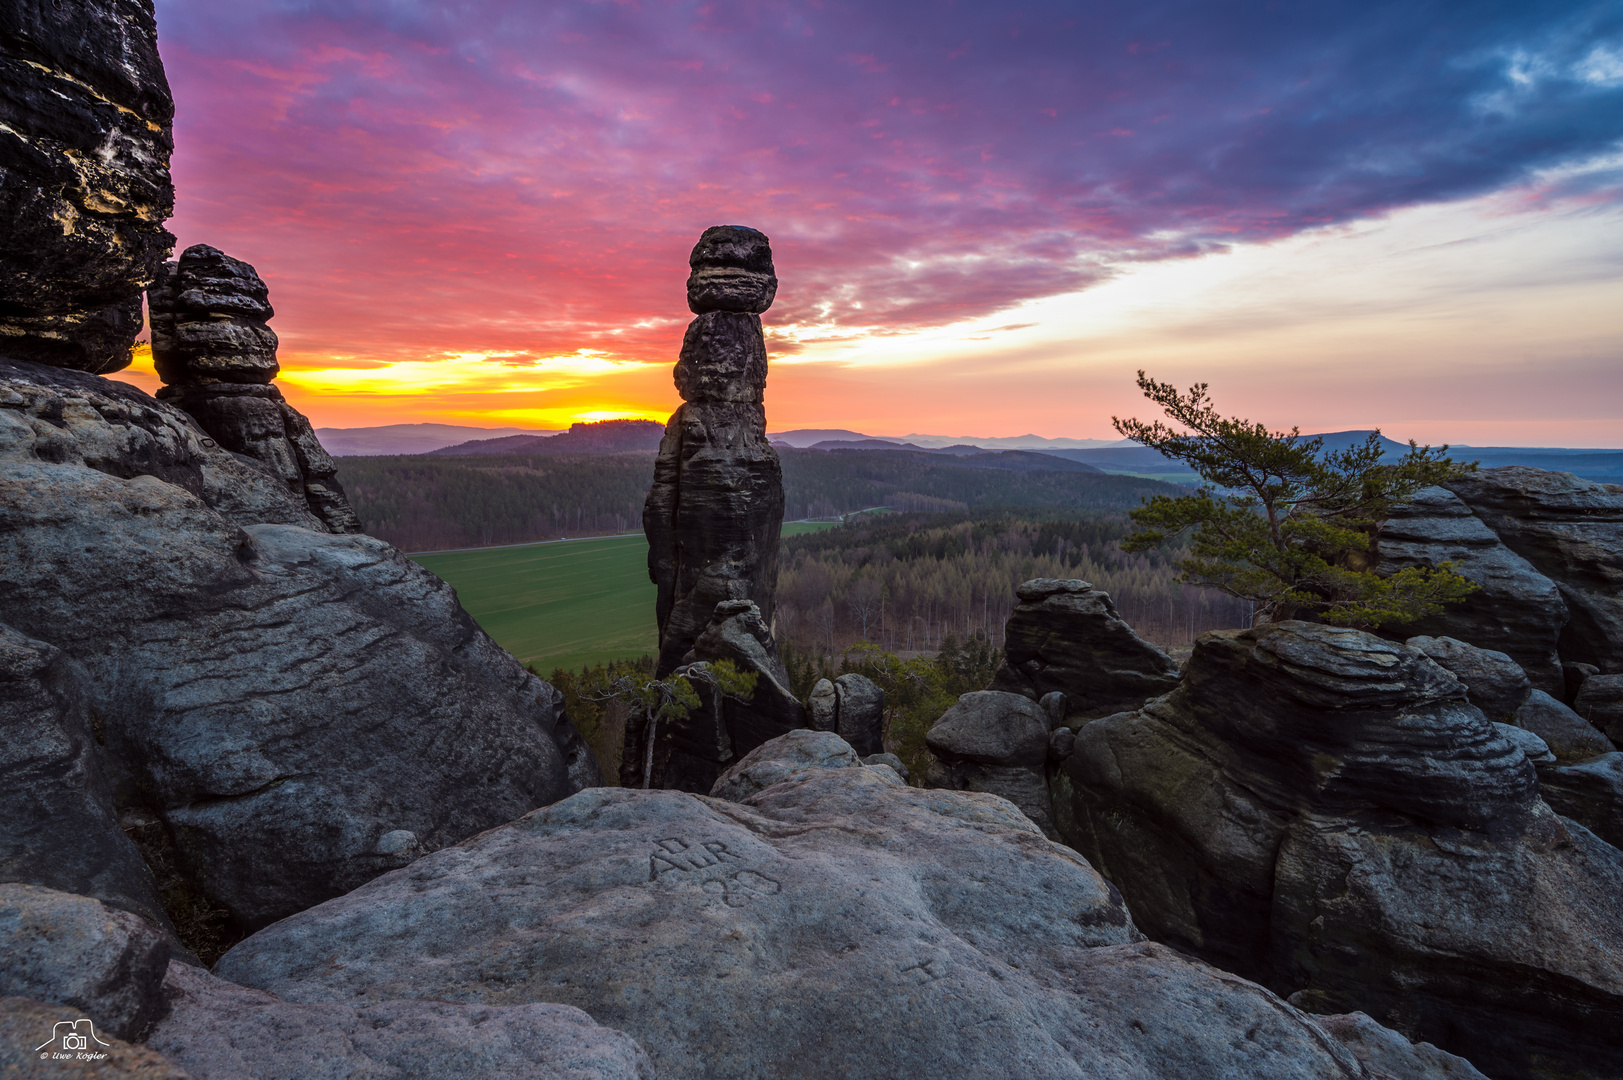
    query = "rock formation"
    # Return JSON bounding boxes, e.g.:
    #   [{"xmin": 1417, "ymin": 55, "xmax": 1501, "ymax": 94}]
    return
[
  {"xmin": 1406, "ymin": 635, "xmax": 1531, "ymax": 721},
  {"xmin": 209, "ymin": 731, "xmax": 1444, "ymax": 1080},
  {"xmin": 991, "ymin": 578, "xmax": 1182, "ymax": 723},
  {"xmin": 1060, "ymin": 621, "xmax": 1623, "ymax": 1080},
  {"xmin": 1375, "ymin": 485, "xmax": 1569, "ymax": 693},
  {"xmin": 148, "ymin": 244, "xmax": 361, "ymax": 533},
  {"xmin": 806, "ymin": 673, "xmax": 886, "ymax": 755},
  {"xmin": 1575, "ymin": 672, "xmax": 1623, "ymax": 745},
  {"xmin": 644, "ymin": 226, "xmax": 784, "ymax": 676},
  {"xmin": 0, "ymin": 0, "xmax": 175, "ymax": 372},
  {"xmin": 1, "ymin": 357, "xmax": 599, "ymax": 935},
  {"xmin": 924, "ymin": 690, "xmax": 1058, "ymax": 837},
  {"xmin": 1444, "ymin": 468, "xmax": 1623, "ymax": 676}
]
